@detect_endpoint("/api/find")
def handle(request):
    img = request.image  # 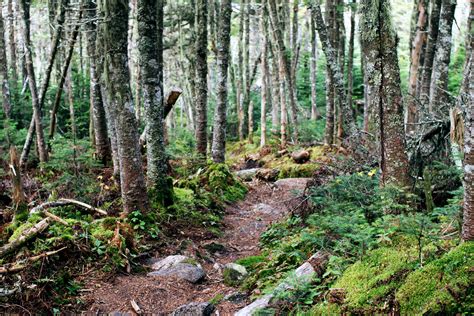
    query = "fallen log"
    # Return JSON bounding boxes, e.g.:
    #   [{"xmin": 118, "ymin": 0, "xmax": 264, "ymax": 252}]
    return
[
  {"xmin": 0, "ymin": 218, "xmax": 50, "ymax": 257},
  {"xmin": 0, "ymin": 247, "xmax": 67, "ymax": 274},
  {"xmin": 30, "ymin": 198, "xmax": 107, "ymax": 216}
]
